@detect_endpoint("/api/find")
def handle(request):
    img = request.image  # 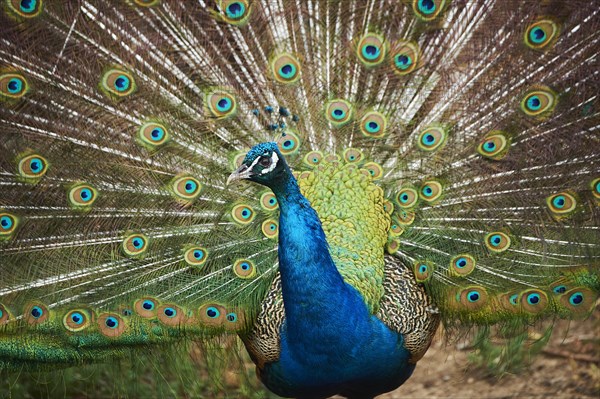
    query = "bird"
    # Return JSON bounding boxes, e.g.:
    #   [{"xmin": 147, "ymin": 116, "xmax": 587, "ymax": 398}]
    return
[{"xmin": 0, "ymin": 0, "xmax": 599, "ymax": 398}]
